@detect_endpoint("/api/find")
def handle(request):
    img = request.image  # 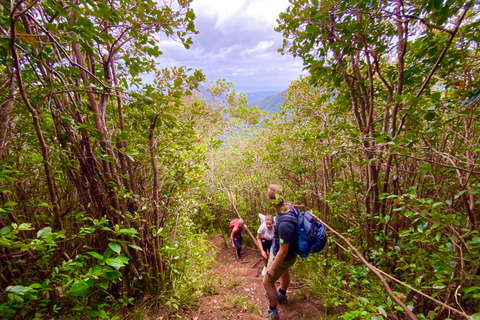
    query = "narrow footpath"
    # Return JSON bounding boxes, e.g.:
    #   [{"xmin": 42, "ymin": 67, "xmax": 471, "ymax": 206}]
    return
[{"xmin": 172, "ymin": 234, "xmax": 326, "ymax": 320}]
